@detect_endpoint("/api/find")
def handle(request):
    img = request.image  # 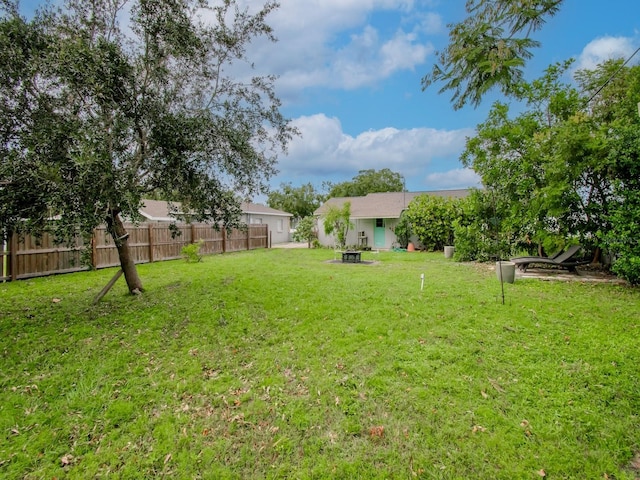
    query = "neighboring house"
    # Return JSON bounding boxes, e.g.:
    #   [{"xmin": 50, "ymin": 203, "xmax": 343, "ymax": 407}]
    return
[
  {"xmin": 138, "ymin": 199, "xmax": 293, "ymax": 245},
  {"xmin": 138, "ymin": 199, "xmax": 191, "ymax": 222},
  {"xmin": 239, "ymin": 202, "xmax": 293, "ymax": 245},
  {"xmin": 313, "ymin": 190, "xmax": 470, "ymax": 250}
]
